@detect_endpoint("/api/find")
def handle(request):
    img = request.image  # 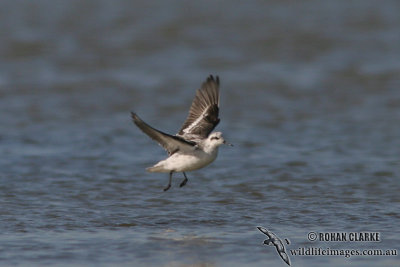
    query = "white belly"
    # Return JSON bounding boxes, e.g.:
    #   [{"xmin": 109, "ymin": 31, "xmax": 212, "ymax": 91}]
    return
[{"xmin": 148, "ymin": 149, "xmax": 218, "ymax": 173}]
